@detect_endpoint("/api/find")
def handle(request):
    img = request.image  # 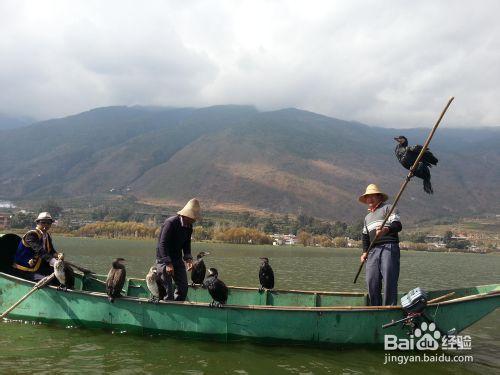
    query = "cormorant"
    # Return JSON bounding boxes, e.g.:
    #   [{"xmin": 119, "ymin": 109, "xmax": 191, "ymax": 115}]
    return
[
  {"xmin": 191, "ymin": 251, "xmax": 210, "ymax": 286},
  {"xmin": 203, "ymin": 268, "xmax": 228, "ymax": 308},
  {"xmin": 394, "ymin": 136, "xmax": 438, "ymax": 194},
  {"xmin": 146, "ymin": 266, "xmax": 166, "ymax": 303},
  {"xmin": 258, "ymin": 257, "xmax": 274, "ymax": 291},
  {"xmin": 53, "ymin": 253, "xmax": 75, "ymax": 291},
  {"xmin": 106, "ymin": 258, "xmax": 126, "ymax": 303}
]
